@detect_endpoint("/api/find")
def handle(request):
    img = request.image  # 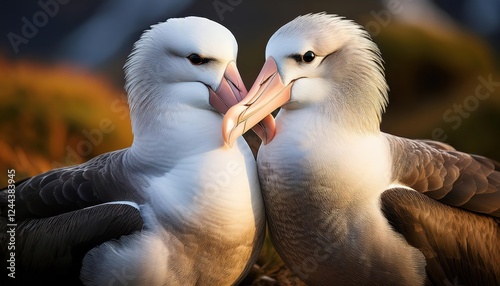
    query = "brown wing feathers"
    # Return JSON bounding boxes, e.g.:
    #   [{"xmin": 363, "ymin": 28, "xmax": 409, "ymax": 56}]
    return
[
  {"xmin": 381, "ymin": 188, "xmax": 500, "ymax": 285},
  {"xmin": 387, "ymin": 134, "xmax": 500, "ymax": 217}
]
